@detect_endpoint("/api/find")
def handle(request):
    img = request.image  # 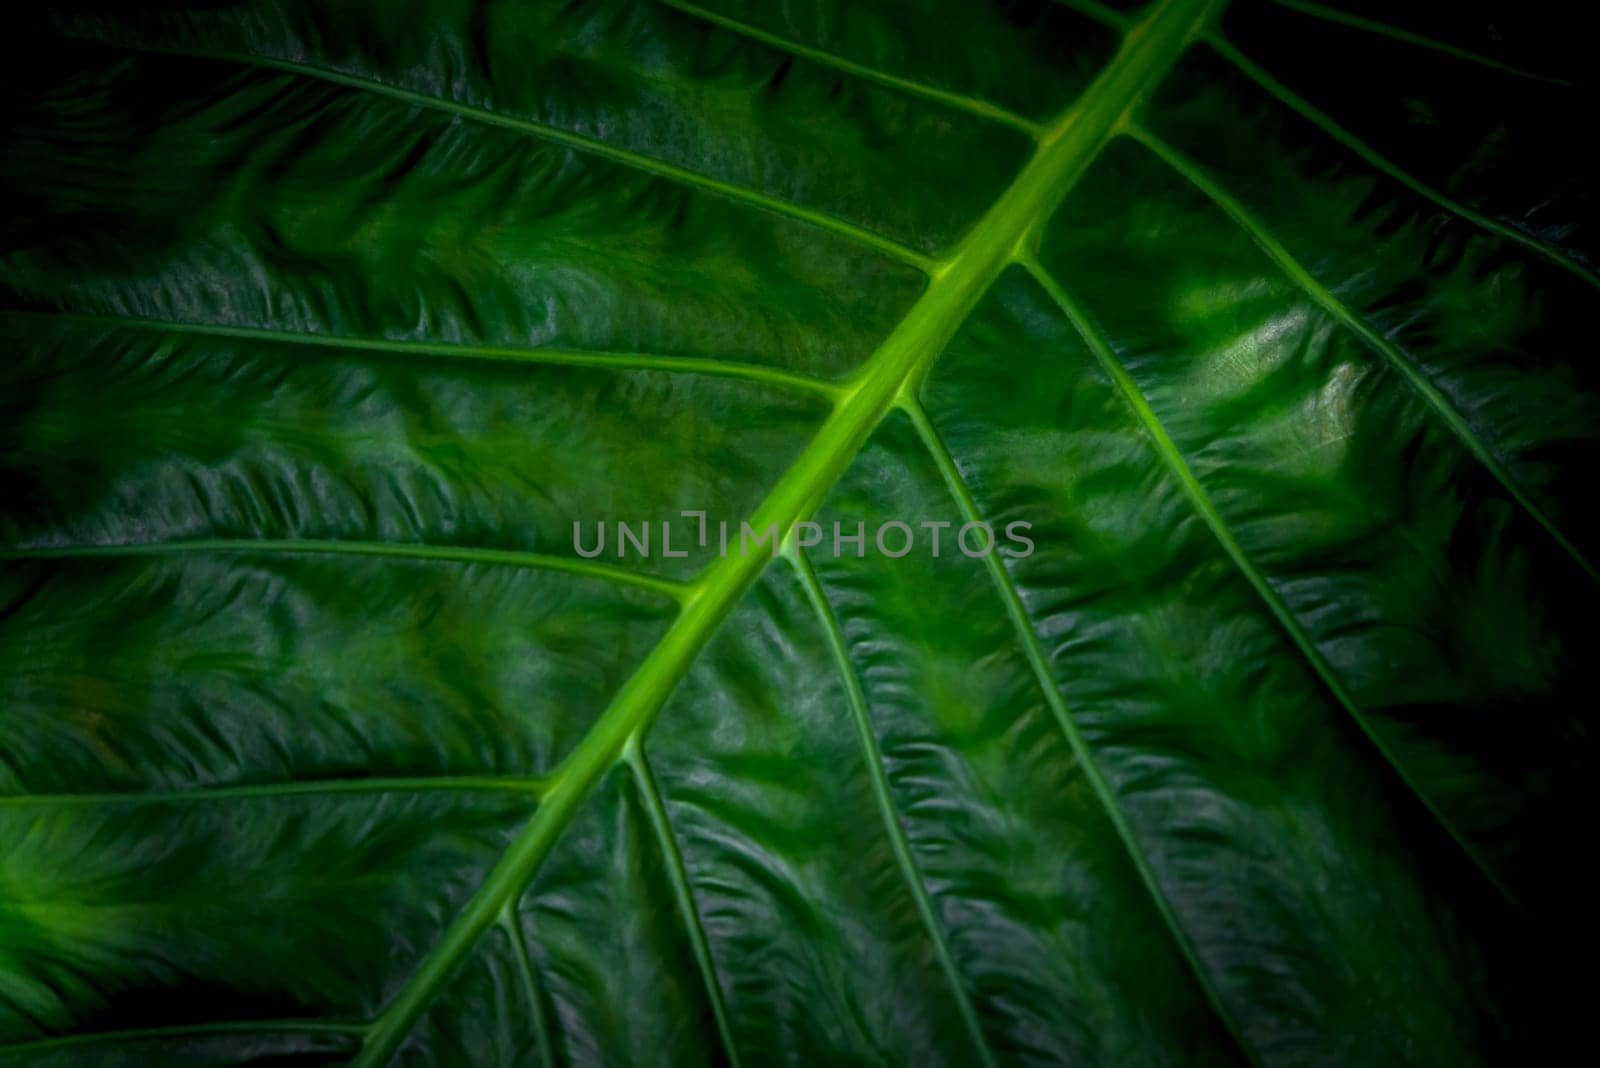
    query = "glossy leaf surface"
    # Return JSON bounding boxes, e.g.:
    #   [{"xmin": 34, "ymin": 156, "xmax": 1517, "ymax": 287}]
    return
[{"xmin": 2, "ymin": 0, "xmax": 1594, "ymax": 1063}]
